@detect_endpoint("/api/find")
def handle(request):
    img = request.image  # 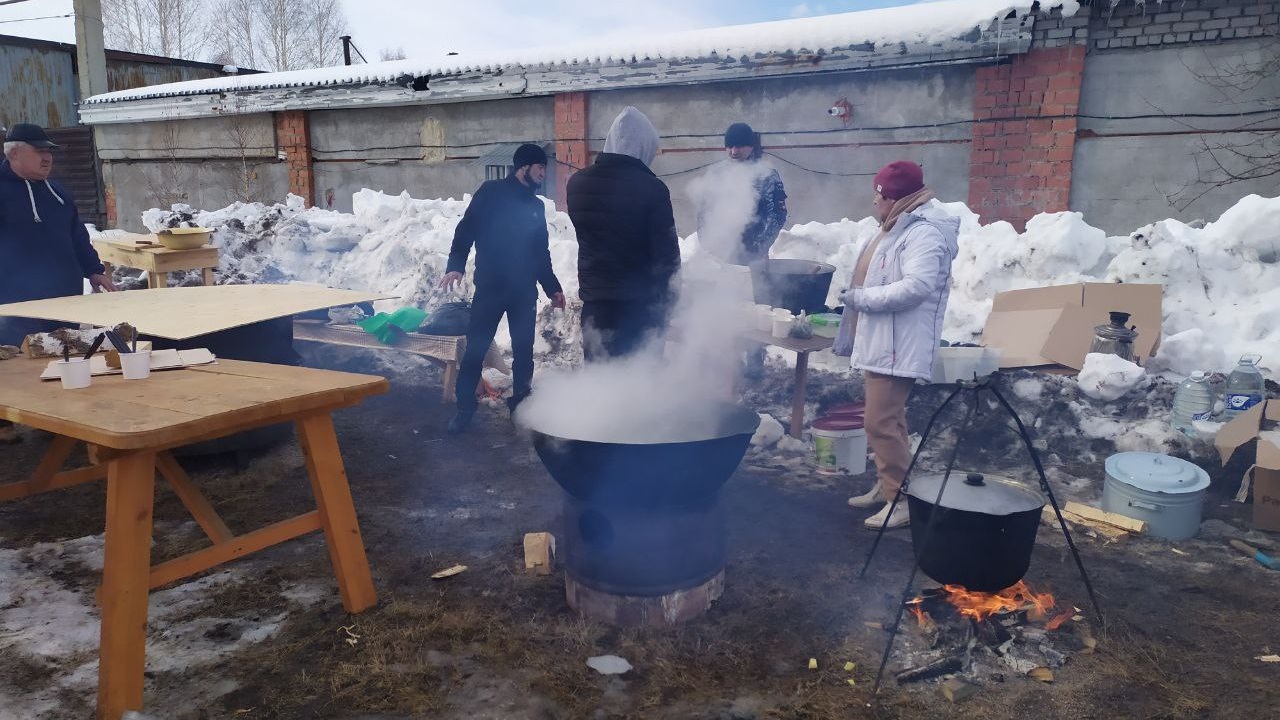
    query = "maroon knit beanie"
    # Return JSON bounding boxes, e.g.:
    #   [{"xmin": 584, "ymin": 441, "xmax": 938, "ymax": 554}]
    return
[{"xmin": 873, "ymin": 161, "xmax": 925, "ymax": 200}]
